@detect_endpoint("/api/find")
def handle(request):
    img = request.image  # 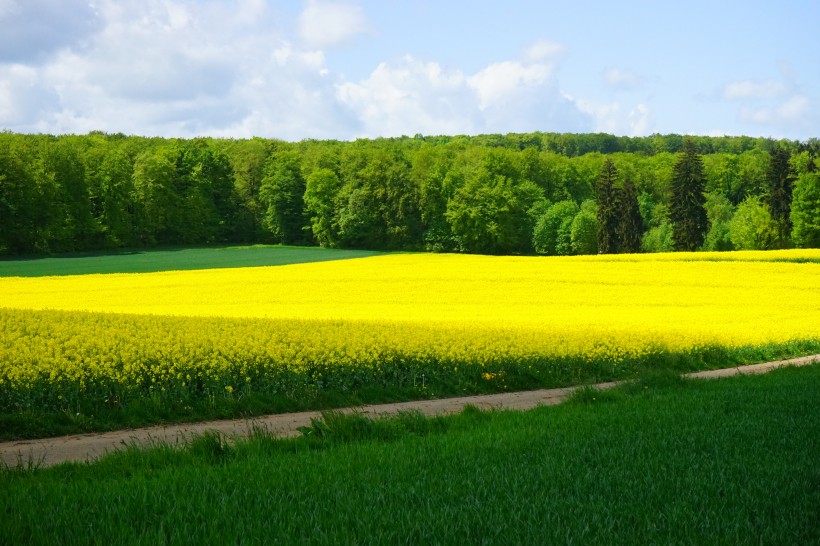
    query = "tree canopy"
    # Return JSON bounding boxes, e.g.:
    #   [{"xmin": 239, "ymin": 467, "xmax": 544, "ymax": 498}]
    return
[{"xmin": 0, "ymin": 131, "xmax": 815, "ymax": 256}]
